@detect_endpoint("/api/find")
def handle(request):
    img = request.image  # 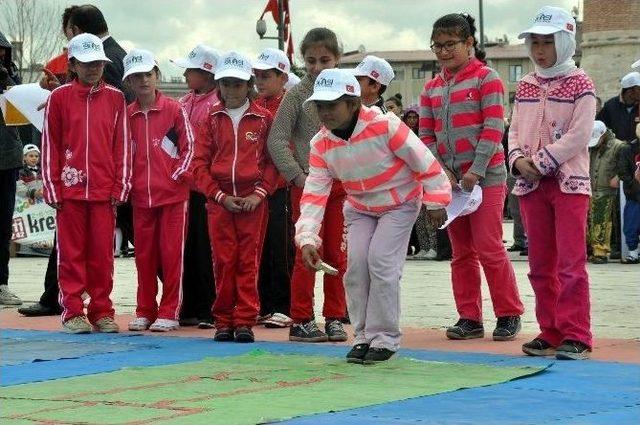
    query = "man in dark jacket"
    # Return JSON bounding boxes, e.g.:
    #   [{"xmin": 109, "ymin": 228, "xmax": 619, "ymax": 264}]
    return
[
  {"xmin": 617, "ymin": 136, "xmax": 640, "ymax": 263},
  {"xmin": 0, "ymin": 31, "xmax": 24, "ymax": 305}
]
